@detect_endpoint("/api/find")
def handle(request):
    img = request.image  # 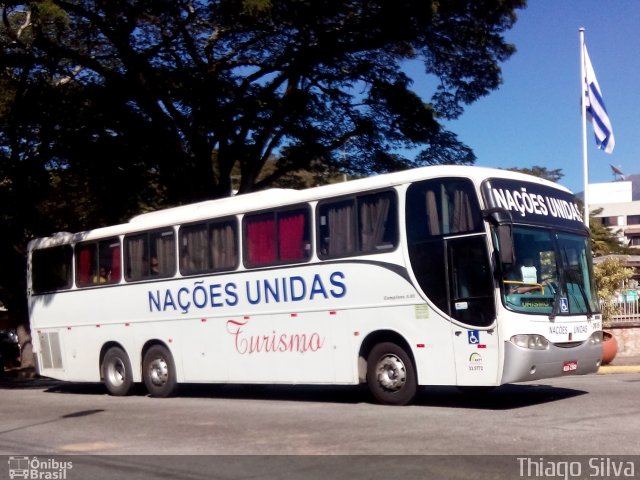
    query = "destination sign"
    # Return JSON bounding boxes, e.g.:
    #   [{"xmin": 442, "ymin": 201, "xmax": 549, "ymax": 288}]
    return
[
  {"xmin": 481, "ymin": 178, "xmax": 584, "ymax": 230},
  {"xmin": 520, "ymin": 298, "xmax": 553, "ymax": 308}
]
